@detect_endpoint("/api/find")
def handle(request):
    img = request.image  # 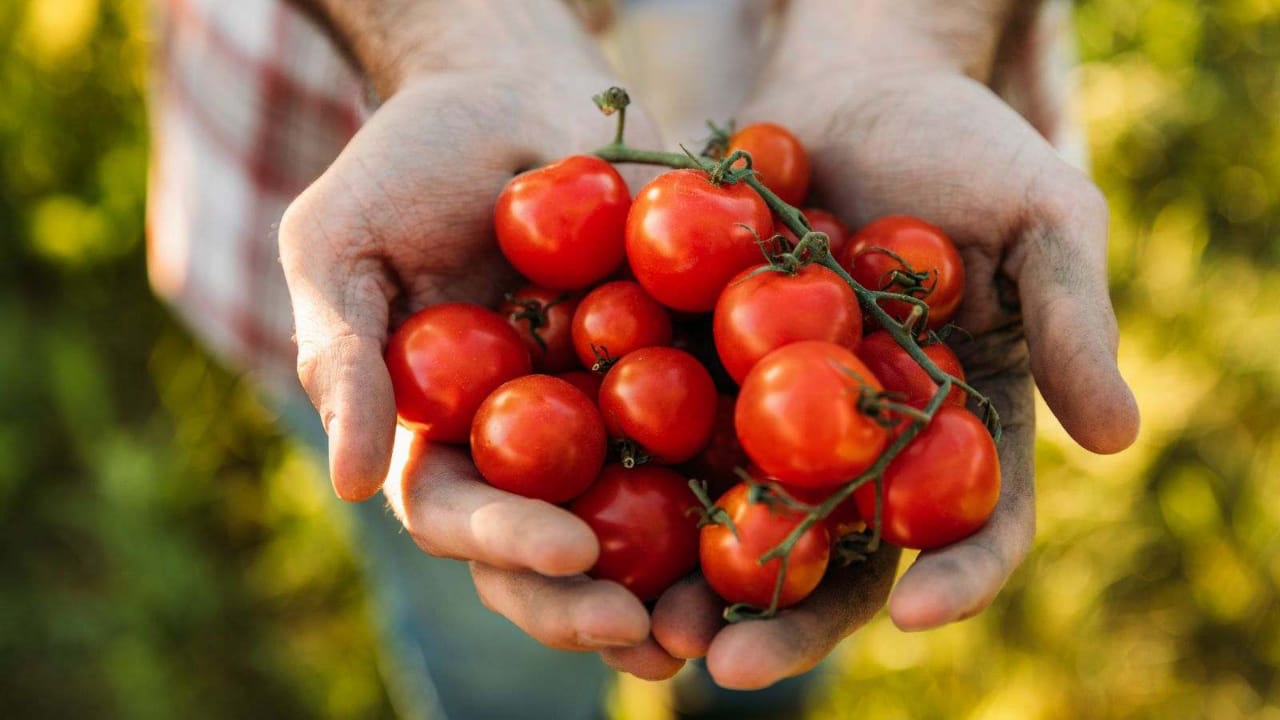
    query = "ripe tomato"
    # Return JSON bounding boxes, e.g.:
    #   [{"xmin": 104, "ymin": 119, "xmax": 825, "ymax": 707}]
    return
[
  {"xmin": 713, "ymin": 263, "xmax": 862, "ymax": 384},
  {"xmin": 735, "ymin": 341, "xmax": 889, "ymax": 489},
  {"xmin": 839, "ymin": 215, "xmax": 965, "ymax": 329},
  {"xmin": 854, "ymin": 406, "xmax": 999, "ymax": 550},
  {"xmin": 626, "ymin": 169, "xmax": 772, "ymax": 312},
  {"xmin": 856, "ymin": 331, "xmax": 966, "ymax": 411},
  {"xmin": 501, "ymin": 285, "xmax": 579, "ymax": 373},
  {"xmin": 727, "ymin": 122, "xmax": 811, "ymax": 207},
  {"xmin": 556, "ymin": 370, "xmax": 603, "ymax": 401},
  {"xmin": 776, "ymin": 208, "xmax": 851, "ymax": 258},
  {"xmin": 570, "ymin": 464, "xmax": 700, "ymax": 601},
  {"xmin": 598, "ymin": 347, "xmax": 717, "ymax": 465},
  {"xmin": 682, "ymin": 395, "xmax": 749, "ymax": 499},
  {"xmin": 700, "ymin": 482, "xmax": 830, "ymax": 609},
  {"xmin": 494, "ymin": 155, "xmax": 630, "ymax": 290},
  {"xmin": 571, "ymin": 280, "xmax": 673, "ymax": 370},
  {"xmin": 386, "ymin": 303, "xmax": 531, "ymax": 443}
]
